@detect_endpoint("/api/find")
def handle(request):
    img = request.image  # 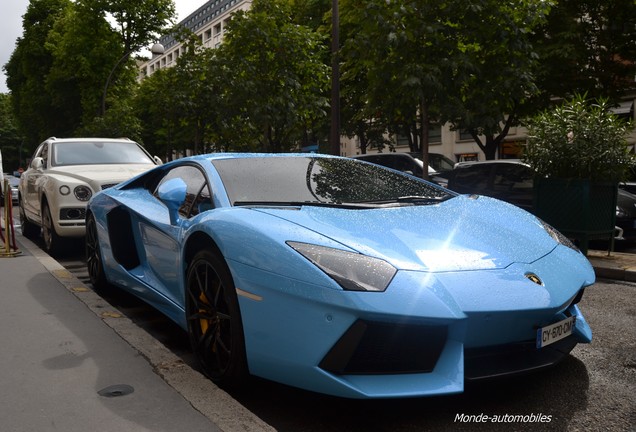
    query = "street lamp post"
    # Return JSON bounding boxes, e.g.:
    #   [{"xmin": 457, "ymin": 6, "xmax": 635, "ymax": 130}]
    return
[{"xmin": 100, "ymin": 42, "xmax": 165, "ymax": 116}]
